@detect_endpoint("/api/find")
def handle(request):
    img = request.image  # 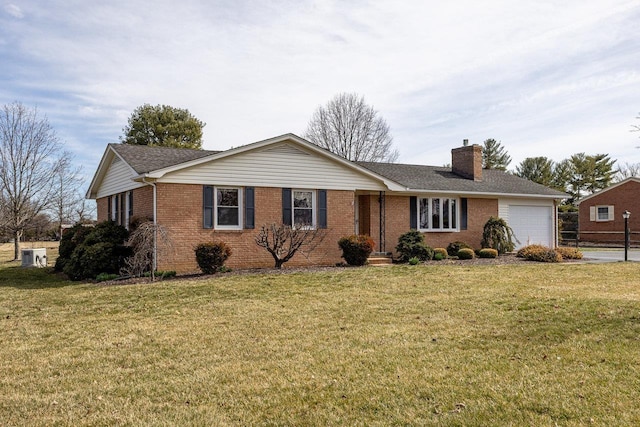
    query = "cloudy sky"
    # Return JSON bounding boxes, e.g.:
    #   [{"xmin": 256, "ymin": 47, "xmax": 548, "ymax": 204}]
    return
[{"xmin": 1, "ymin": 0, "xmax": 639, "ymax": 182}]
